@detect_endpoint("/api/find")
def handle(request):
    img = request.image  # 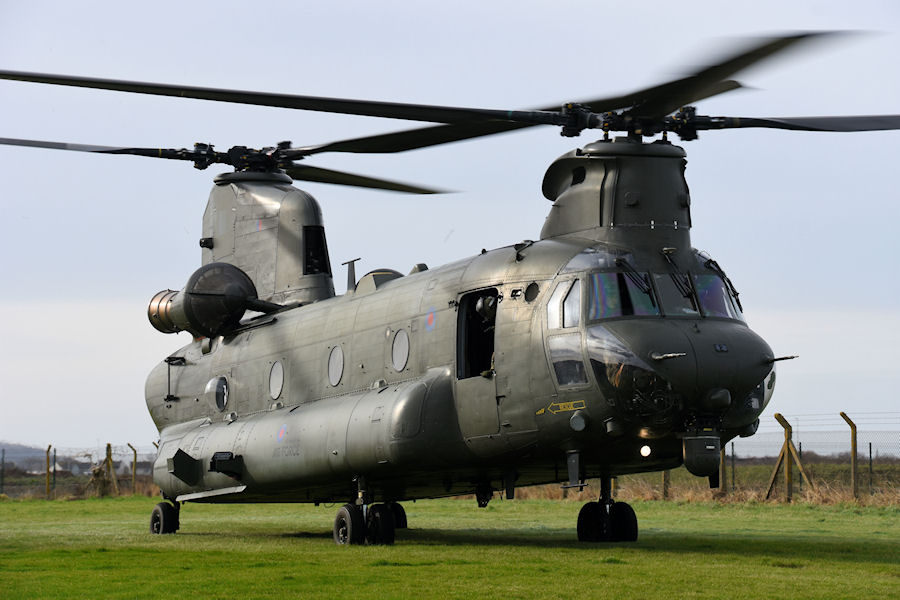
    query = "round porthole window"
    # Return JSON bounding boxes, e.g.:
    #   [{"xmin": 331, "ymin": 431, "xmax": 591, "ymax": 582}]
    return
[
  {"xmin": 205, "ymin": 377, "xmax": 229, "ymax": 411},
  {"xmin": 328, "ymin": 345, "xmax": 344, "ymax": 387},
  {"xmin": 392, "ymin": 329, "xmax": 409, "ymax": 372},
  {"xmin": 269, "ymin": 361, "xmax": 284, "ymax": 400}
]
